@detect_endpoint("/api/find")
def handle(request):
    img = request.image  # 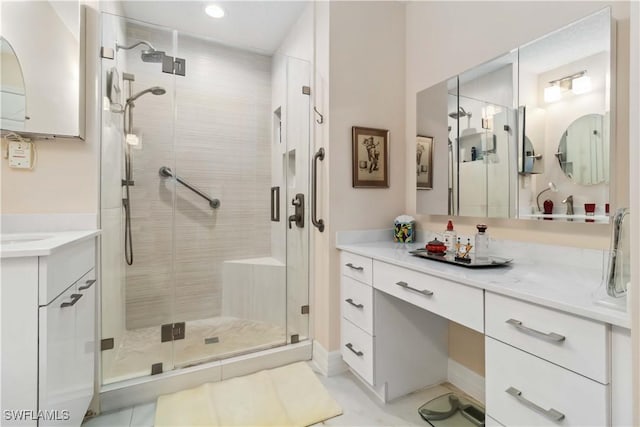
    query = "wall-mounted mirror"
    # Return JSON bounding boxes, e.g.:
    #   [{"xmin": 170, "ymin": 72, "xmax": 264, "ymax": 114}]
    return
[
  {"xmin": 557, "ymin": 114, "xmax": 608, "ymax": 185},
  {"xmin": 0, "ymin": 1, "xmax": 83, "ymax": 138},
  {"xmin": 0, "ymin": 38, "xmax": 27, "ymax": 130},
  {"xmin": 416, "ymin": 7, "xmax": 612, "ymax": 224}
]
